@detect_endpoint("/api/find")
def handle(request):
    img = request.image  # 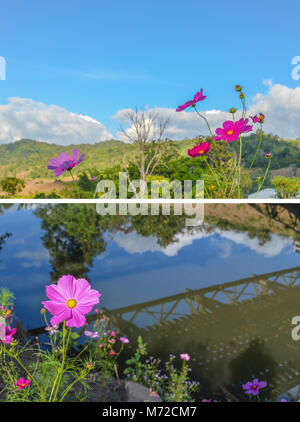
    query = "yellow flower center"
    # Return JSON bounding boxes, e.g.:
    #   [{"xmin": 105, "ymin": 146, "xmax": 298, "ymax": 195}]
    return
[
  {"xmin": 199, "ymin": 150, "xmax": 204, "ymax": 154},
  {"xmin": 227, "ymin": 130, "xmax": 234, "ymax": 135},
  {"xmin": 253, "ymin": 385, "xmax": 257, "ymax": 389},
  {"xmin": 66, "ymin": 299, "xmax": 77, "ymax": 309}
]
